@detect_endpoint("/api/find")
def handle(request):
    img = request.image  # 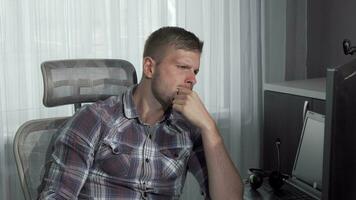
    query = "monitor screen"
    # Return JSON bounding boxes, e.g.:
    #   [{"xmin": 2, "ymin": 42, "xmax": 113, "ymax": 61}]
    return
[{"xmin": 293, "ymin": 111, "xmax": 324, "ymax": 190}]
